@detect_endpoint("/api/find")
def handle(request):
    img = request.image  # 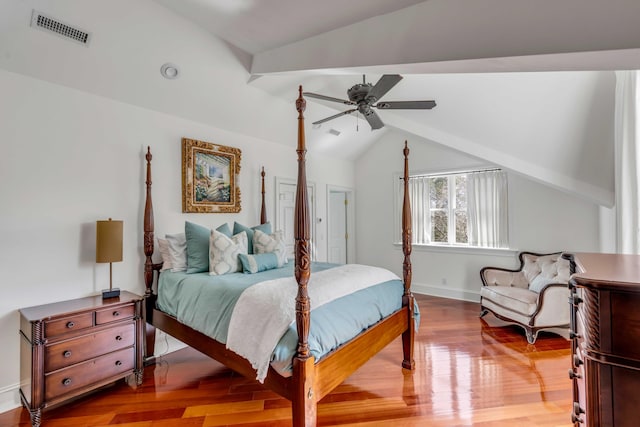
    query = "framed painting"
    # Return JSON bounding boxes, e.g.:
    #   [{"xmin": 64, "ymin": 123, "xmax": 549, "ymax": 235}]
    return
[{"xmin": 182, "ymin": 138, "xmax": 241, "ymax": 213}]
